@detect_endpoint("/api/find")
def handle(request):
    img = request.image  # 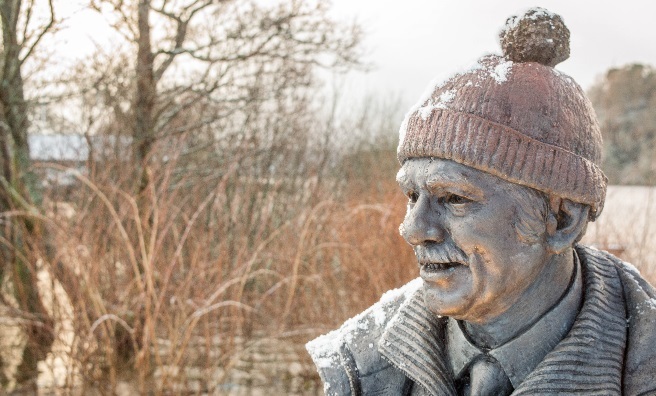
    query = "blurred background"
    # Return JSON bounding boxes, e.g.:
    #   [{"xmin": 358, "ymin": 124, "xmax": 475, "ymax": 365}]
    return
[{"xmin": 1, "ymin": 0, "xmax": 655, "ymax": 394}]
